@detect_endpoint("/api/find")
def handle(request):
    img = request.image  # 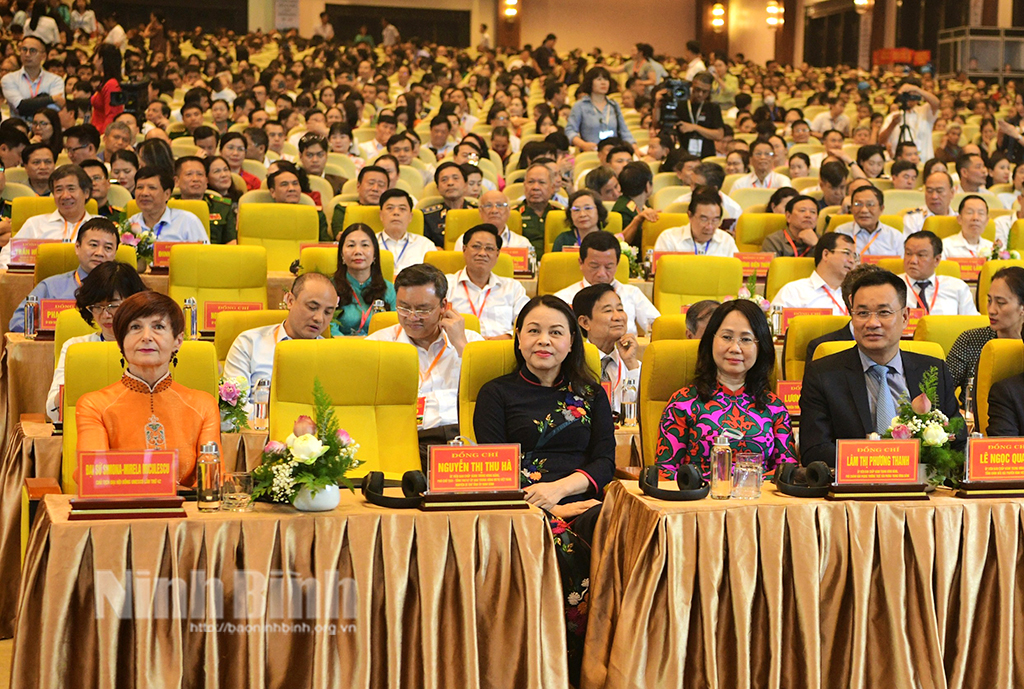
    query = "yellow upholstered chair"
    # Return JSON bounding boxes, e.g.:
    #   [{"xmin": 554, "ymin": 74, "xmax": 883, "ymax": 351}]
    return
[
  {"xmin": 125, "ymin": 199, "xmax": 211, "ymax": 237},
  {"xmin": 167, "ymin": 245, "xmax": 269, "ymax": 330},
  {"xmin": 650, "ymin": 186, "xmax": 689, "ymax": 210},
  {"xmin": 977, "ymin": 339, "xmax": 1024, "ymax": 436},
  {"xmin": 269, "ymin": 339, "xmax": 422, "ymax": 479},
  {"xmin": 214, "ymin": 310, "xmax": 289, "ymax": 362},
  {"xmin": 874, "ymin": 257, "xmax": 962, "ymax": 278},
  {"xmin": 53, "ymin": 309, "xmax": 97, "ymax": 367},
  {"xmin": 342, "ymin": 204, "xmax": 425, "ymax": 236},
  {"xmin": 765, "ymin": 257, "xmax": 815, "ymax": 301},
  {"xmin": 638, "ymin": 339, "xmax": 700, "ymax": 465},
  {"xmin": 978, "ymin": 259, "xmax": 1024, "ymax": 310},
  {"xmin": 913, "ymin": 315, "xmax": 990, "ymax": 356},
  {"xmin": 782, "ymin": 315, "xmax": 851, "ymax": 380},
  {"xmin": 735, "ymin": 213, "xmax": 787, "ymax": 252},
  {"xmin": 62, "ymin": 340, "xmax": 218, "ymax": 493},
  {"xmin": 424, "ymin": 250, "xmax": 514, "ymax": 278},
  {"xmin": 298, "ymin": 246, "xmax": 395, "ymax": 282},
  {"xmin": 650, "ymin": 315, "xmax": 693, "ymax": 341},
  {"xmin": 952, "ymin": 192, "xmax": 1004, "ymax": 212},
  {"xmin": 653, "ymin": 255, "xmax": 743, "ymax": 314},
  {"xmin": 537, "ymin": 252, "xmax": 630, "ymax": 295},
  {"xmin": 11, "ymin": 197, "xmax": 99, "ymax": 233},
  {"xmin": 458, "ymin": 339, "xmax": 601, "ymax": 441},
  {"xmin": 730, "ymin": 188, "xmax": 777, "ymax": 212},
  {"xmin": 812, "ymin": 339, "xmax": 945, "ymax": 361},
  {"xmin": 884, "ymin": 189, "xmax": 926, "ymax": 214},
  {"xmin": 367, "ymin": 310, "xmax": 481, "ymax": 334},
  {"xmin": 1007, "ymin": 219, "xmax": 1024, "ymax": 252},
  {"xmin": 640, "ymin": 212, "xmax": 689, "ymax": 255},
  {"xmin": 237, "ymin": 203, "xmax": 319, "ymax": 271},
  {"xmin": 442, "ymin": 208, "xmax": 524, "ymax": 250},
  {"xmin": 33, "ymin": 243, "xmax": 136, "ymax": 284},
  {"xmin": 542, "ymin": 211, "xmax": 623, "ymax": 253}
]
